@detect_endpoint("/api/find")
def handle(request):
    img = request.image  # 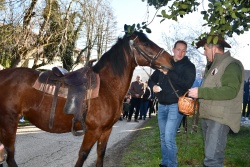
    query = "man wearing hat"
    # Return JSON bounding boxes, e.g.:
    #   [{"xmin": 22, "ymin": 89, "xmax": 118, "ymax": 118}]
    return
[{"xmin": 188, "ymin": 34, "xmax": 244, "ymax": 167}]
